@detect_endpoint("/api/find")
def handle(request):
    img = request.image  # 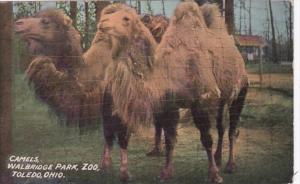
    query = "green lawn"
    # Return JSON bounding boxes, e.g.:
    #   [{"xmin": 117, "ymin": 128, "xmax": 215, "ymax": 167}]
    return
[{"xmin": 12, "ymin": 72, "xmax": 293, "ymax": 184}]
